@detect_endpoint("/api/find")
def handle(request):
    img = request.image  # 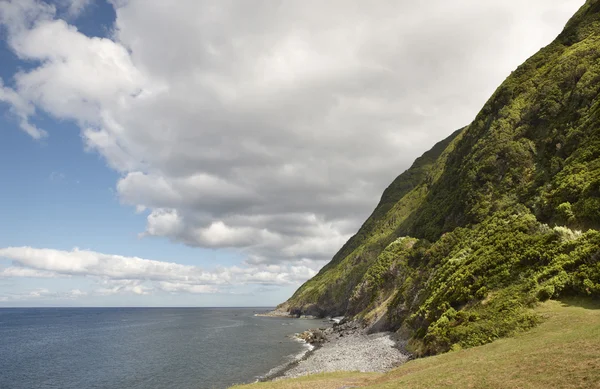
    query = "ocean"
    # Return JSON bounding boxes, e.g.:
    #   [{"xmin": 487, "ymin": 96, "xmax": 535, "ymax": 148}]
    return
[{"xmin": 0, "ymin": 307, "xmax": 320, "ymax": 389}]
